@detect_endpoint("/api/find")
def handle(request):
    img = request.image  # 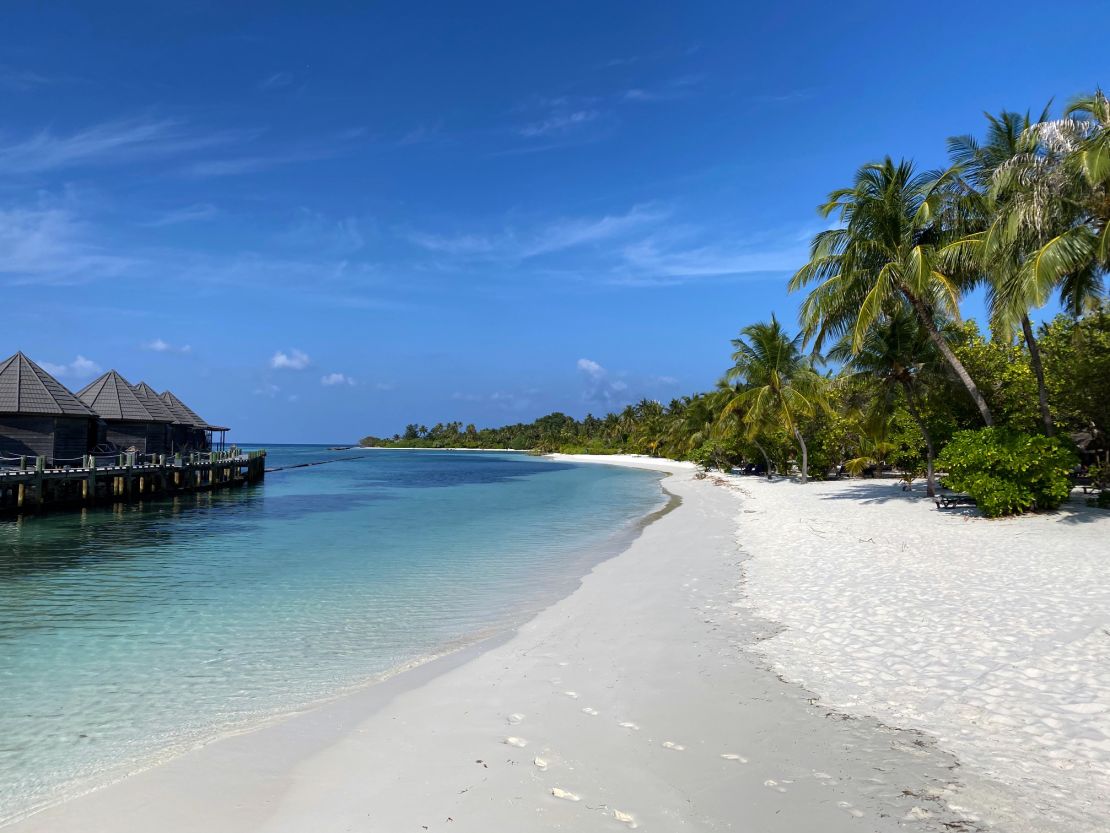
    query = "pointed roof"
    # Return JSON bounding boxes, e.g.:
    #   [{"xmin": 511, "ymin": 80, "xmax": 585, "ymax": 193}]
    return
[
  {"xmin": 0, "ymin": 352, "xmax": 96, "ymax": 417},
  {"xmin": 77, "ymin": 370, "xmax": 159, "ymax": 422},
  {"xmin": 131, "ymin": 381, "xmax": 177, "ymax": 423},
  {"xmin": 160, "ymin": 390, "xmax": 208, "ymax": 428}
]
